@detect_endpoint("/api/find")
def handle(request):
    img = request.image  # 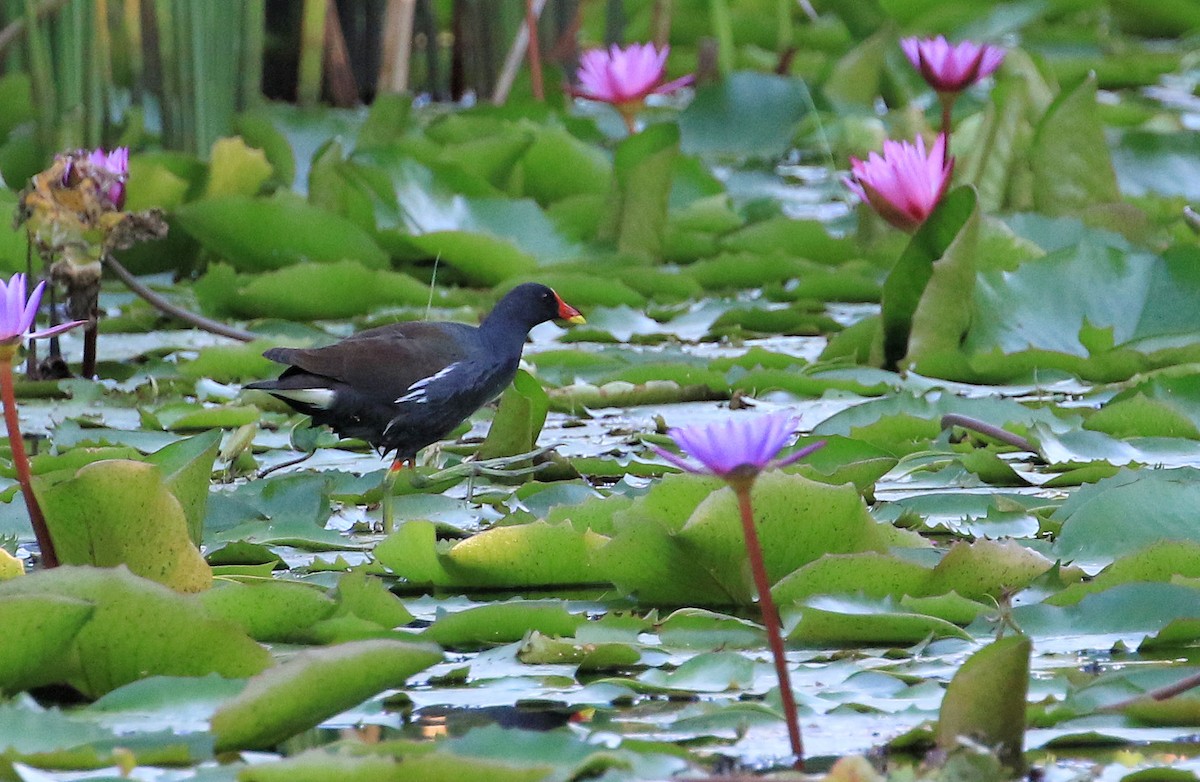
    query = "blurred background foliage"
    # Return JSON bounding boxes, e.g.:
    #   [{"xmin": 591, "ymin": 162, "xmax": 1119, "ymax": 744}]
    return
[{"xmin": 0, "ymin": 0, "xmax": 1194, "ymax": 303}]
